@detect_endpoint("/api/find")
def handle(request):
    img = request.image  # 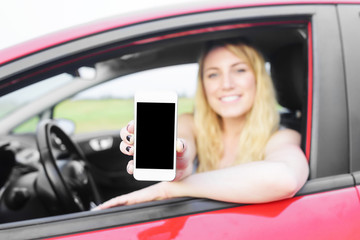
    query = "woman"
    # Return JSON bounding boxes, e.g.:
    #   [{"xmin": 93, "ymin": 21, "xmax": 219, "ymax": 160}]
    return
[{"xmin": 94, "ymin": 40, "xmax": 309, "ymax": 209}]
